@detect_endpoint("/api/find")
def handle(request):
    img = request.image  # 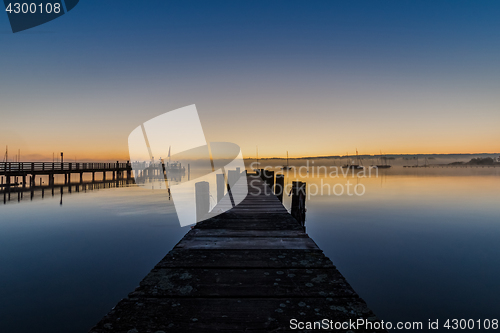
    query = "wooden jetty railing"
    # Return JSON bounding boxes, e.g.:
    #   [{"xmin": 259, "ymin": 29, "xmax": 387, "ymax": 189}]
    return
[
  {"xmin": 0, "ymin": 161, "xmax": 132, "ymax": 187},
  {"xmin": 89, "ymin": 172, "xmax": 384, "ymax": 332},
  {"xmin": 0, "ymin": 162, "xmax": 131, "ymax": 174}
]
